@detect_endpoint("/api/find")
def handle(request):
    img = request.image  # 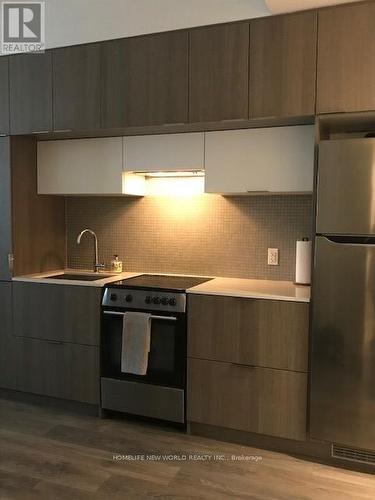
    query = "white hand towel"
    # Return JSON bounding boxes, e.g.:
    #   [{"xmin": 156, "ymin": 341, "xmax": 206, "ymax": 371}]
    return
[{"xmin": 121, "ymin": 312, "xmax": 151, "ymax": 375}]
